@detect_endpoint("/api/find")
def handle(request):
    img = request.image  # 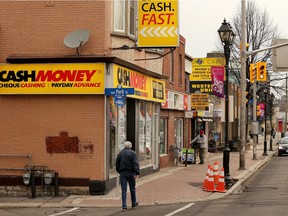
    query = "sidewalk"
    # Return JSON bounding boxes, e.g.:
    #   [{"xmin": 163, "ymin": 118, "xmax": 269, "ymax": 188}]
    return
[{"xmin": 0, "ymin": 140, "xmax": 278, "ymax": 208}]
